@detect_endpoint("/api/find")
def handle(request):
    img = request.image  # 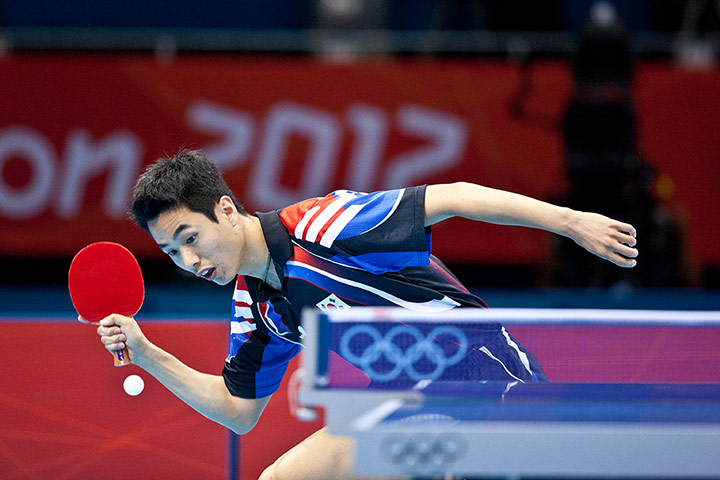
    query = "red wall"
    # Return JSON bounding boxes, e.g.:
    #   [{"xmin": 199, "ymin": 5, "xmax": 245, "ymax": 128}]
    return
[
  {"xmin": 0, "ymin": 317, "xmax": 322, "ymax": 479},
  {"xmin": 1, "ymin": 56, "xmax": 719, "ymax": 265}
]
